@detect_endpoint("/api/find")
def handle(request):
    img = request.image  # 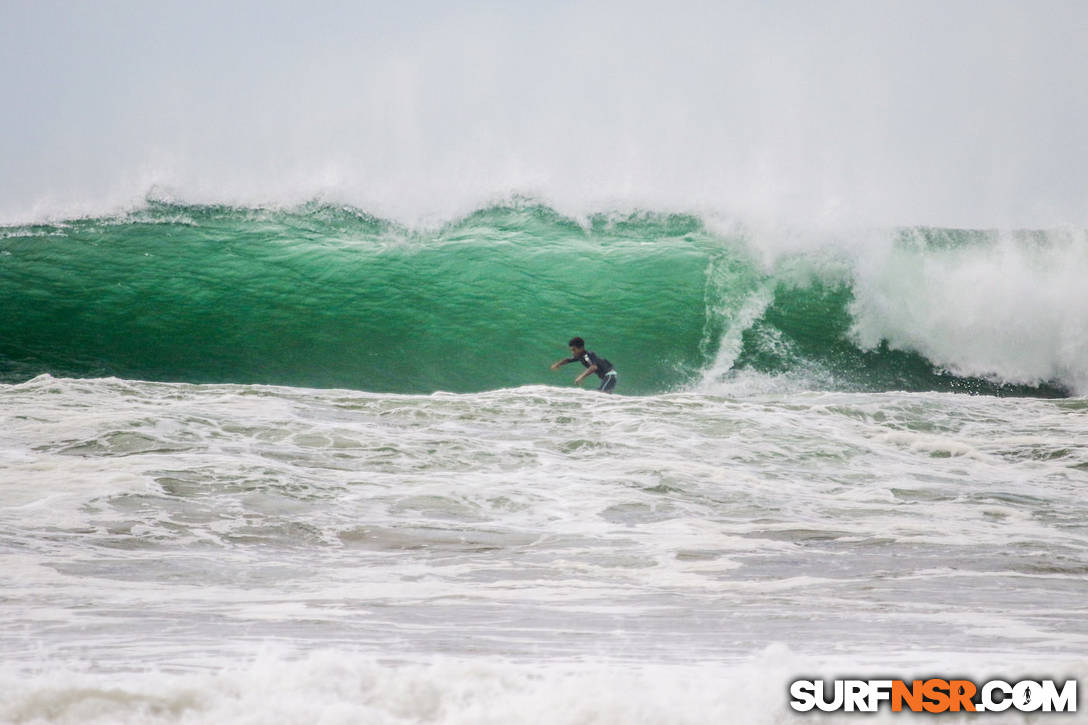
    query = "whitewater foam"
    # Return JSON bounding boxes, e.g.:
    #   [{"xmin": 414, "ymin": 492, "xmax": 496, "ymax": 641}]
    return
[
  {"xmin": 3, "ymin": 375, "xmax": 1087, "ymax": 720},
  {"xmin": 849, "ymin": 228, "xmax": 1088, "ymax": 393},
  {"xmin": 3, "ymin": 648, "xmax": 1085, "ymax": 725}
]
